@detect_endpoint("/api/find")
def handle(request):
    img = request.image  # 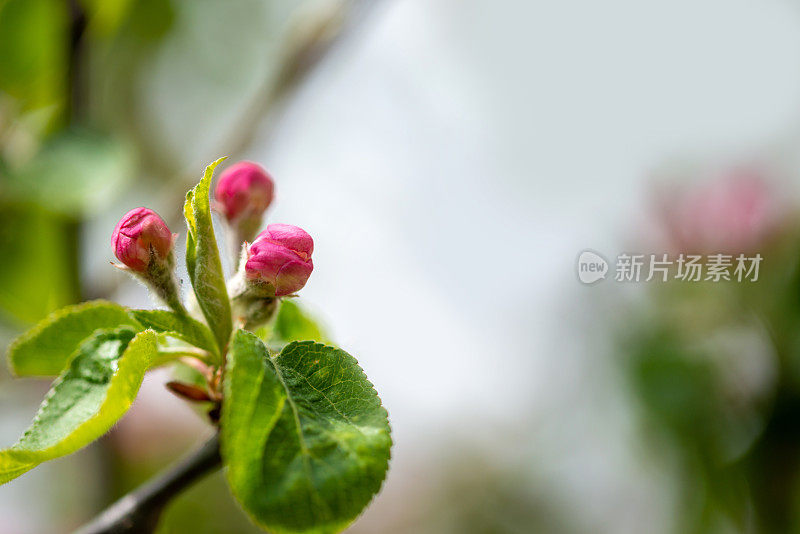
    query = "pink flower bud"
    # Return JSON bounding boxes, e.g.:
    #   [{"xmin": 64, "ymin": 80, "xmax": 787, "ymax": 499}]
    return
[
  {"xmin": 214, "ymin": 161, "xmax": 275, "ymax": 222},
  {"xmin": 112, "ymin": 208, "xmax": 175, "ymax": 272},
  {"xmin": 245, "ymin": 224, "xmax": 313, "ymax": 296}
]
